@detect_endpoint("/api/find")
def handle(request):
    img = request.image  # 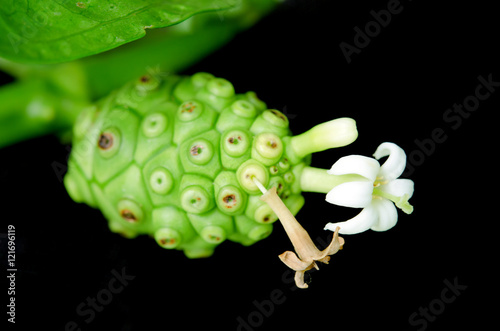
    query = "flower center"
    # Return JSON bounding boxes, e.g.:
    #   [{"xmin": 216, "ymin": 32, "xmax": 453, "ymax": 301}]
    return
[{"xmin": 372, "ymin": 186, "xmax": 414, "ymax": 214}]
